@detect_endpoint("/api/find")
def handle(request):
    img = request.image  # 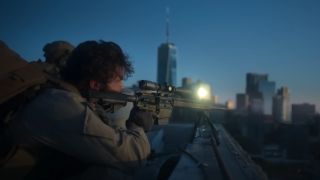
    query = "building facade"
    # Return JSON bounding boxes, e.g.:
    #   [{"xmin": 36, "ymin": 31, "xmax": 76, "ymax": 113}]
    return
[
  {"xmin": 258, "ymin": 81, "xmax": 276, "ymax": 115},
  {"xmin": 246, "ymin": 73, "xmax": 268, "ymax": 100},
  {"xmin": 246, "ymin": 73, "xmax": 269, "ymax": 114},
  {"xmin": 157, "ymin": 43, "xmax": 177, "ymax": 86},
  {"xmin": 273, "ymin": 87, "xmax": 290, "ymax": 123},
  {"xmin": 292, "ymin": 103, "xmax": 316, "ymax": 124},
  {"xmin": 236, "ymin": 93, "xmax": 249, "ymax": 112}
]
